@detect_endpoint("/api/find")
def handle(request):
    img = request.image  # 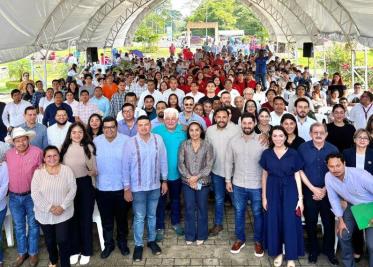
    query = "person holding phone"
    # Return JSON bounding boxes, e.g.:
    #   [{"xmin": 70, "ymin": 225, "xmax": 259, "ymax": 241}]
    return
[
  {"xmin": 259, "ymin": 126, "xmax": 304, "ymax": 267},
  {"xmin": 178, "ymin": 121, "xmax": 213, "ymax": 246}
]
